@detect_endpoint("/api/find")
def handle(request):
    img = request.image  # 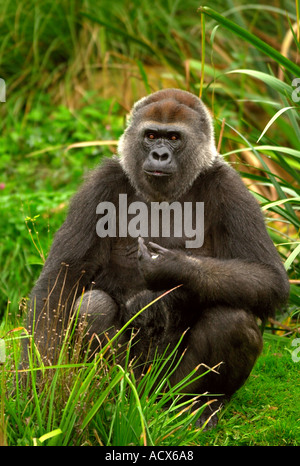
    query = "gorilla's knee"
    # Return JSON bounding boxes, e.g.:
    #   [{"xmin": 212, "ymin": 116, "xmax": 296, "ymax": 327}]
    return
[
  {"xmin": 206, "ymin": 308, "xmax": 263, "ymax": 396},
  {"xmin": 75, "ymin": 289, "xmax": 117, "ymax": 316},
  {"xmin": 75, "ymin": 290, "xmax": 122, "ymax": 352}
]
